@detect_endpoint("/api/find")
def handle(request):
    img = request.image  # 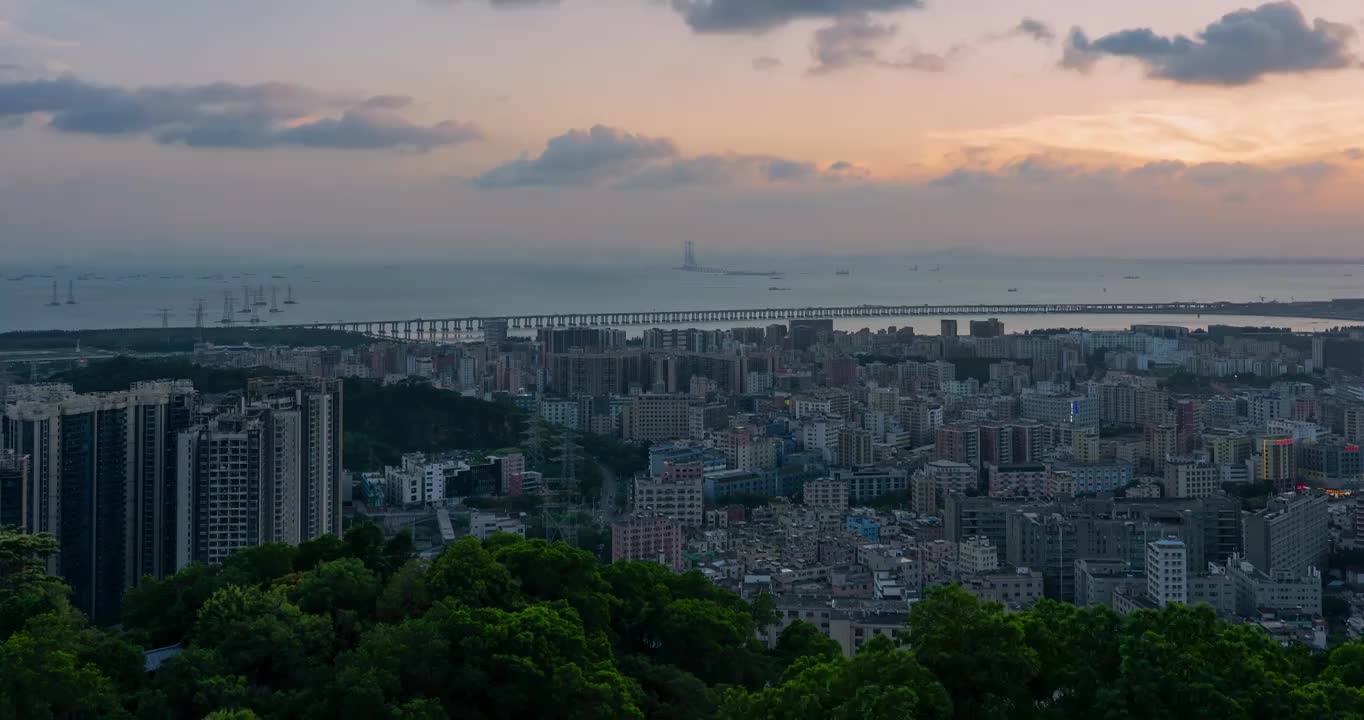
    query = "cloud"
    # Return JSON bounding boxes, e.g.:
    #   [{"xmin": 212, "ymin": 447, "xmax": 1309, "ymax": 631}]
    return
[
  {"xmin": 669, "ymin": 0, "xmax": 924, "ymax": 34},
  {"xmin": 425, "ymin": 0, "xmax": 560, "ymax": 7},
  {"xmin": 475, "ymin": 124, "xmax": 858, "ymax": 189},
  {"xmin": 752, "ymin": 56, "xmax": 783, "ymax": 71},
  {"xmin": 0, "ymin": 18, "xmax": 77, "ymax": 49},
  {"xmin": 623, "ymin": 154, "xmax": 822, "ymax": 189},
  {"xmin": 474, "ymin": 125, "xmax": 680, "ymax": 188},
  {"xmin": 827, "ymin": 160, "xmax": 871, "ymax": 180},
  {"xmin": 928, "ymin": 154, "xmax": 1344, "ymax": 202},
  {"xmin": 0, "ymin": 75, "xmax": 480, "ymax": 151},
  {"xmin": 1014, "ymin": 18, "xmax": 1055, "ymax": 44},
  {"xmin": 1061, "ymin": 2, "xmax": 1359, "ymax": 85},
  {"xmin": 1345, "ymin": 148, "xmax": 1364, "ymax": 160},
  {"xmin": 809, "ymin": 14, "xmax": 965, "ymax": 74}
]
